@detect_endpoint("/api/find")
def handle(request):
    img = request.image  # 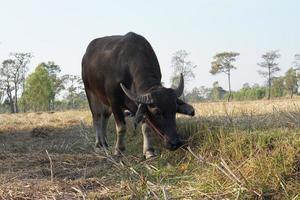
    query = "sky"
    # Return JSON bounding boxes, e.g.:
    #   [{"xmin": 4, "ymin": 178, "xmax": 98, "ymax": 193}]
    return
[{"xmin": 0, "ymin": 0, "xmax": 299, "ymax": 91}]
